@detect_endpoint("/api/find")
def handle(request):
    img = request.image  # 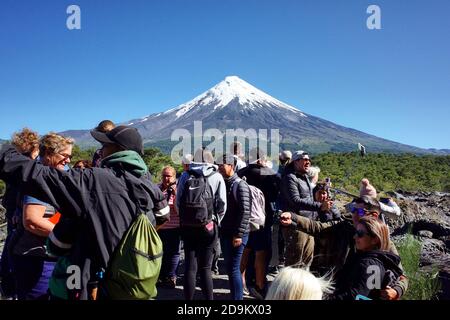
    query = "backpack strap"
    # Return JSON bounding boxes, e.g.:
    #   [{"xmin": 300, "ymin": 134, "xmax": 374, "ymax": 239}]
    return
[
  {"xmin": 121, "ymin": 170, "xmax": 161, "ymax": 228},
  {"xmin": 231, "ymin": 177, "xmax": 243, "ymax": 202},
  {"xmin": 187, "ymin": 169, "xmax": 198, "ymax": 177}
]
